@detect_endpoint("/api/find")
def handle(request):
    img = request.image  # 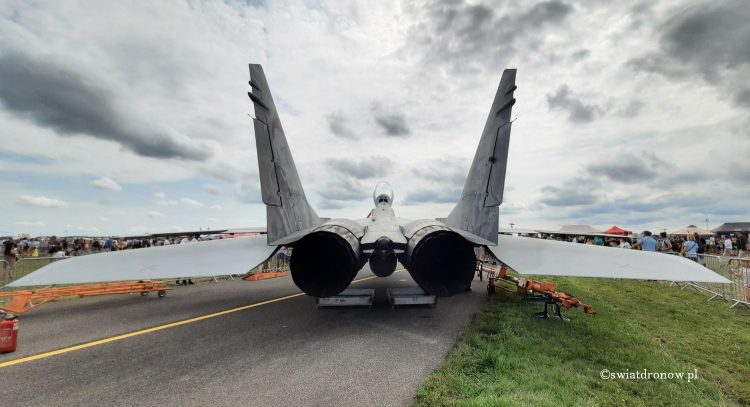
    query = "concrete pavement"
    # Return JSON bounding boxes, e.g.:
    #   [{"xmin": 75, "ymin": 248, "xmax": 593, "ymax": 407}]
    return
[{"xmin": 1, "ymin": 268, "xmax": 486, "ymax": 406}]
